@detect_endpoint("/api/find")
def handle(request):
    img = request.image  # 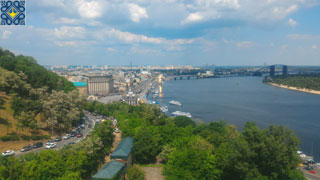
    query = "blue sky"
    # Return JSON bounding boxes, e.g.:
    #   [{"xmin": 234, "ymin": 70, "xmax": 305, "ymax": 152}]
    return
[{"xmin": 1, "ymin": 0, "xmax": 320, "ymax": 66}]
